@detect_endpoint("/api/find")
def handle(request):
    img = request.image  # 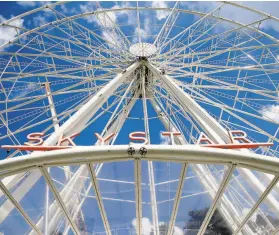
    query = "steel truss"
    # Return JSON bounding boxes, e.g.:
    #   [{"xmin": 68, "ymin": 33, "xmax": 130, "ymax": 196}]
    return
[{"xmin": 1, "ymin": 2, "xmax": 279, "ymax": 235}]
